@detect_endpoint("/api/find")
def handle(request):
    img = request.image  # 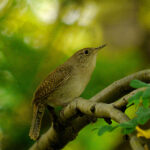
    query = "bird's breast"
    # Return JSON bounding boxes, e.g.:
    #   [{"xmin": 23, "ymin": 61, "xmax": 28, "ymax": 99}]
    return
[
  {"xmin": 47, "ymin": 57, "xmax": 96, "ymax": 106},
  {"xmin": 47, "ymin": 69, "xmax": 93, "ymax": 106}
]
